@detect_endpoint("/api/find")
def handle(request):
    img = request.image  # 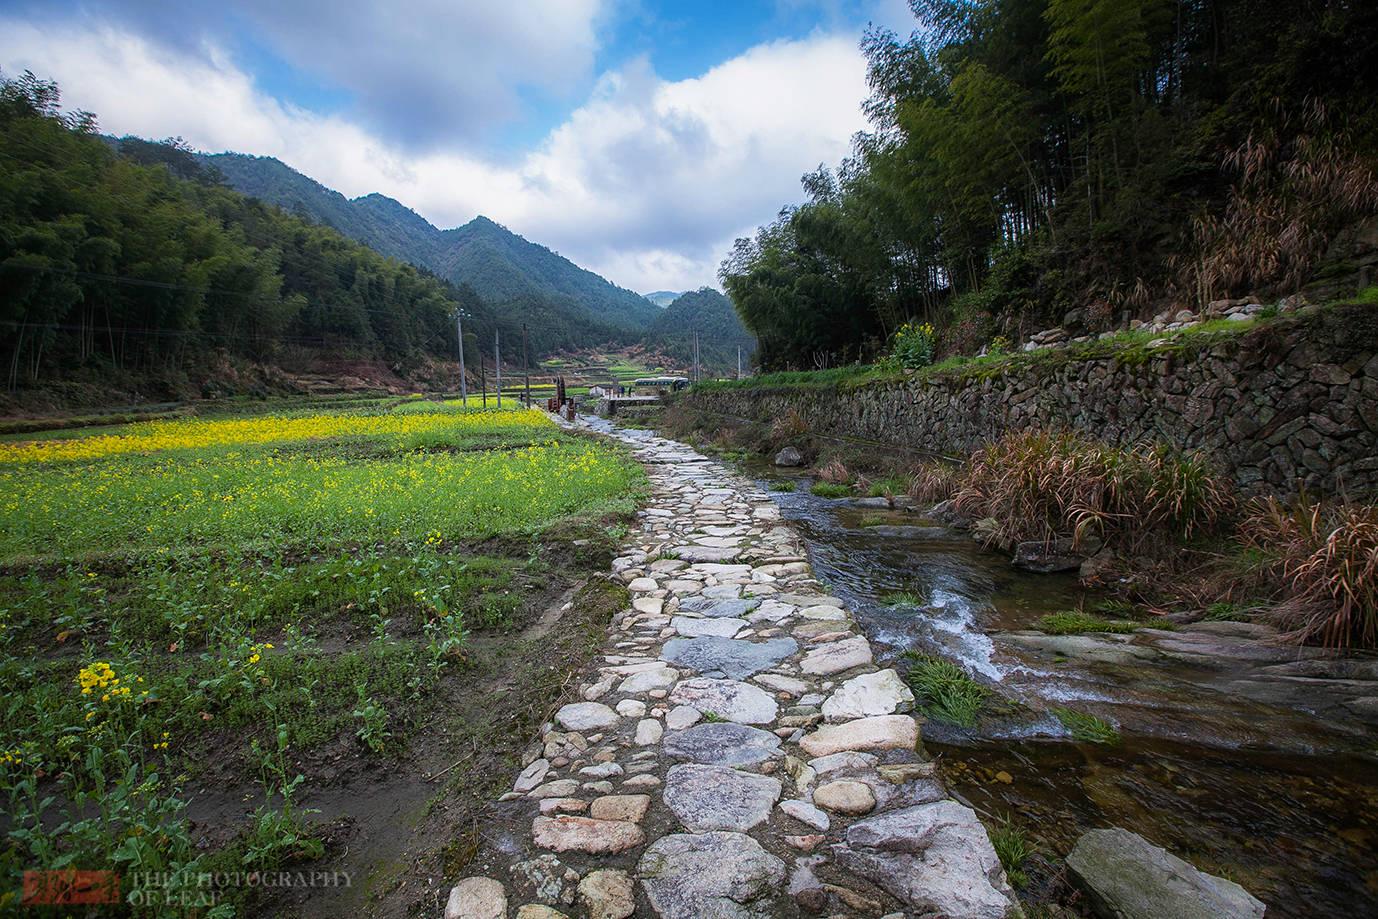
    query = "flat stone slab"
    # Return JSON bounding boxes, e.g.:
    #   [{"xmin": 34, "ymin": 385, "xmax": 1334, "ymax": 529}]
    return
[
  {"xmin": 674, "ymin": 546, "xmax": 741, "ymax": 563},
  {"xmin": 663, "ymin": 764, "xmax": 781, "ymax": 832},
  {"xmin": 554, "ymin": 702, "xmax": 619, "ymax": 731},
  {"xmin": 821, "ymin": 669, "xmax": 915, "ymax": 722},
  {"xmin": 661, "ymin": 636, "xmax": 798, "ymax": 680},
  {"xmin": 618, "ymin": 667, "xmax": 679, "ymax": 694},
  {"xmin": 678, "ymin": 597, "xmax": 762, "ymax": 618},
  {"xmin": 638, "ymin": 831, "xmax": 786, "ymax": 919},
  {"xmin": 833, "ymin": 801, "xmax": 1017, "ymax": 919},
  {"xmin": 800, "ymin": 635, "xmax": 873, "ymax": 675},
  {"xmin": 1066, "ymin": 827, "xmax": 1266, "ymax": 919},
  {"xmin": 532, "ymin": 816, "xmax": 646, "ymax": 854},
  {"xmin": 663, "ymin": 722, "xmax": 782, "ymax": 766},
  {"xmin": 799, "ymin": 714, "xmax": 919, "ymax": 757},
  {"xmin": 668, "ymin": 677, "xmax": 779, "ymax": 724},
  {"xmin": 672, "ymin": 616, "xmax": 747, "ymax": 638}
]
